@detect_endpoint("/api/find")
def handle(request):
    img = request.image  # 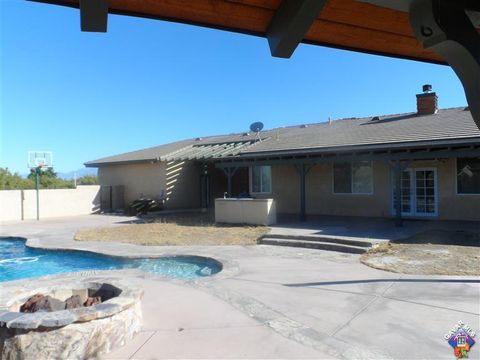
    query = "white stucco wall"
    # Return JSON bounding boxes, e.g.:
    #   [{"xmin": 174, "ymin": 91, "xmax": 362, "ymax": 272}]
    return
[
  {"xmin": 0, "ymin": 191, "xmax": 23, "ymax": 221},
  {"xmin": 98, "ymin": 161, "xmax": 202, "ymax": 209},
  {"xmin": 0, "ymin": 185, "xmax": 100, "ymax": 221}
]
